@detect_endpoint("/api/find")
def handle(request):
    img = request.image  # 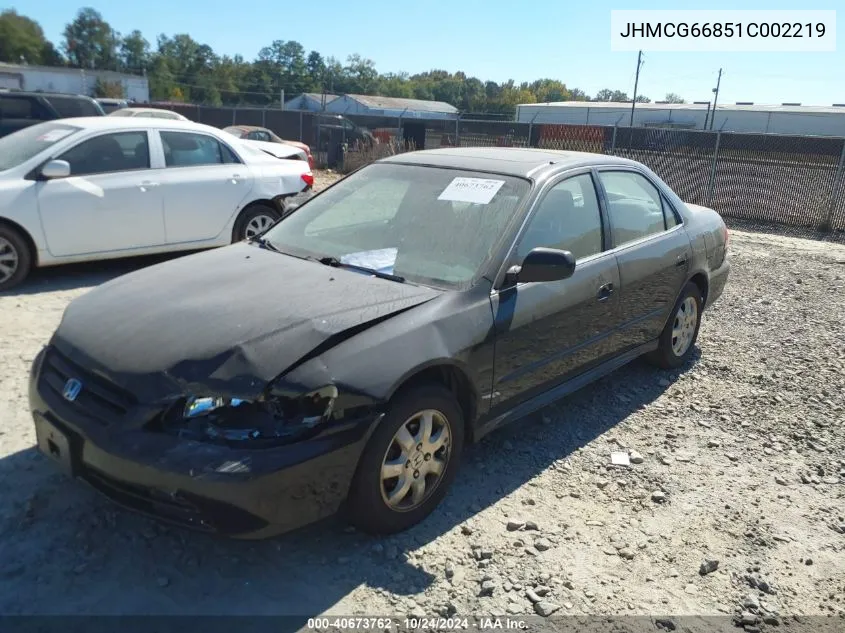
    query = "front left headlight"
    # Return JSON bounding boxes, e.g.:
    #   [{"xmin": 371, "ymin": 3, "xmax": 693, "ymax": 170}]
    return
[{"xmin": 162, "ymin": 386, "xmax": 338, "ymax": 446}]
